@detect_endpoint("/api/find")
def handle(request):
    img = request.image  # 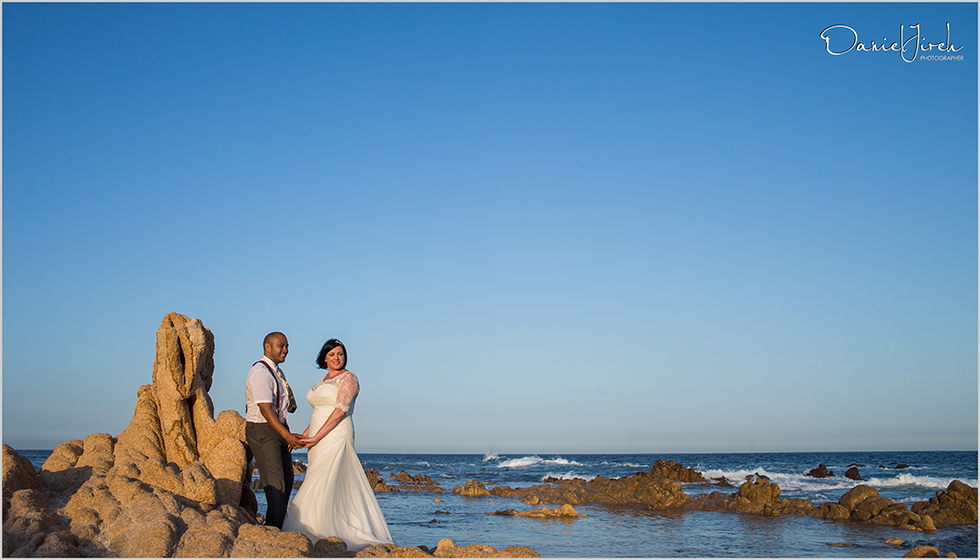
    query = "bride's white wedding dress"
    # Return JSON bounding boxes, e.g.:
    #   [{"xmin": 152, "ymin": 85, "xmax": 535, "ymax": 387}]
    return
[{"xmin": 282, "ymin": 371, "xmax": 392, "ymax": 551}]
